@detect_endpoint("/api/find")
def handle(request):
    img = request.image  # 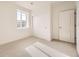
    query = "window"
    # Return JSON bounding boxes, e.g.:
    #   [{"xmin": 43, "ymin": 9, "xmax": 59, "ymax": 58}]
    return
[{"xmin": 17, "ymin": 9, "xmax": 29, "ymax": 29}]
